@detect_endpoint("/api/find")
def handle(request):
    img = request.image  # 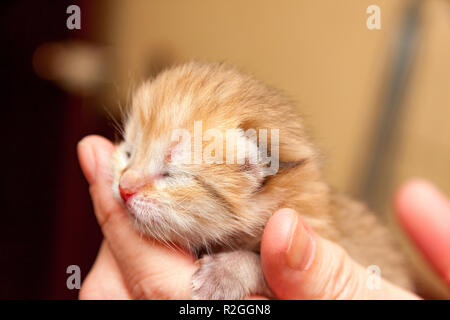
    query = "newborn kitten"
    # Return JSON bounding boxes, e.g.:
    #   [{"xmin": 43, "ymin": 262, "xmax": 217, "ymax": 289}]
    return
[{"xmin": 111, "ymin": 62, "xmax": 413, "ymax": 299}]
